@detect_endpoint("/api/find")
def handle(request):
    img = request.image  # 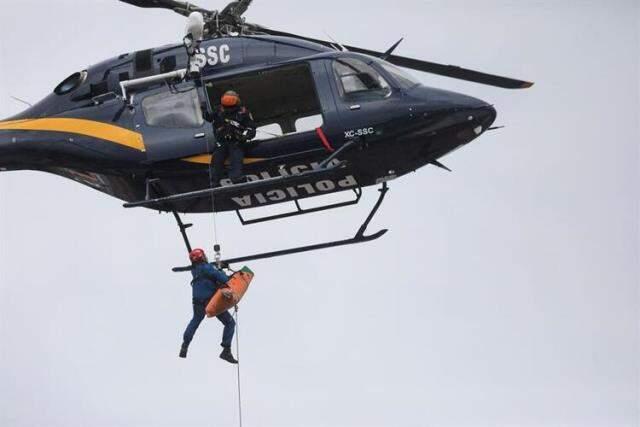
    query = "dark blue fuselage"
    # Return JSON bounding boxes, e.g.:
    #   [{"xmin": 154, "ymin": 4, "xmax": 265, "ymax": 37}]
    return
[{"xmin": 0, "ymin": 35, "xmax": 496, "ymax": 213}]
